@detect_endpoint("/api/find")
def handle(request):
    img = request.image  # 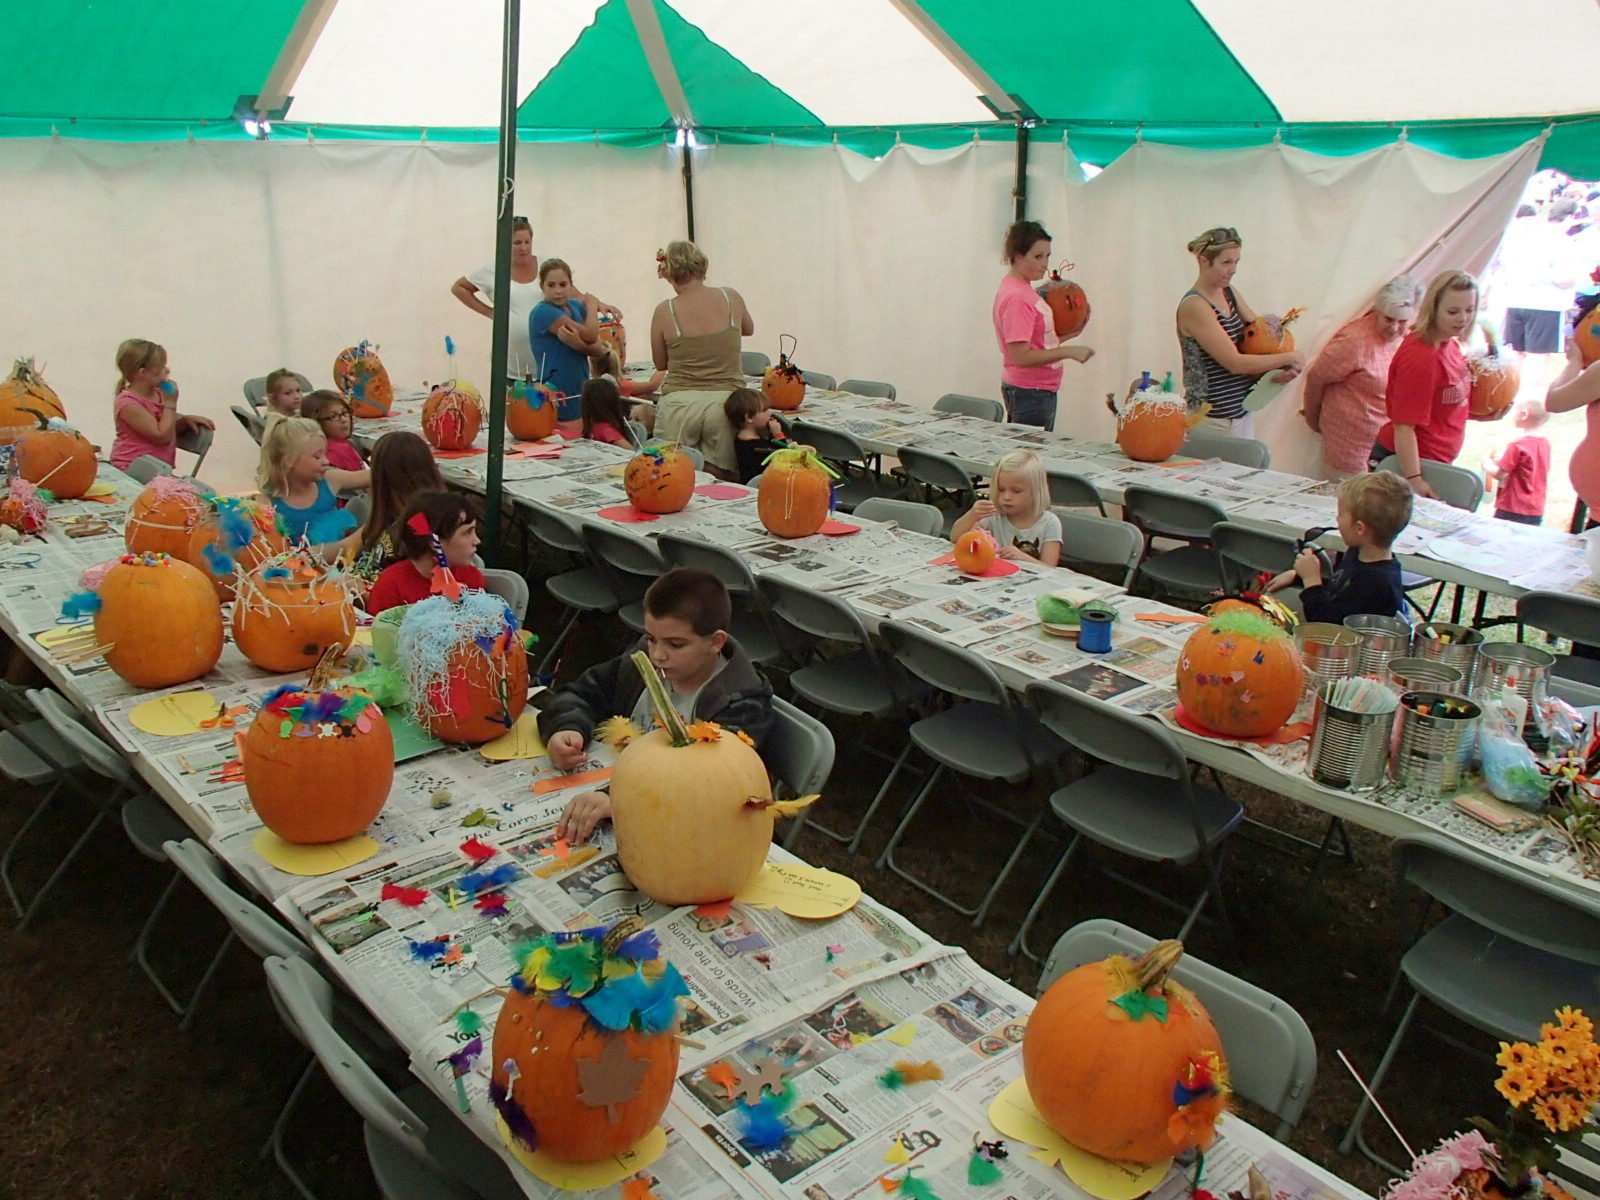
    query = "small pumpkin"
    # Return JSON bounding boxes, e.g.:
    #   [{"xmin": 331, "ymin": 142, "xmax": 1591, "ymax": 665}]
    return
[
  {"xmin": 490, "ymin": 918, "xmax": 685, "ymax": 1163},
  {"xmin": 332, "ymin": 341, "xmax": 394, "ymax": 418},
  {"xmin": 0, "ymin": 358, "xmax": 66, "ymax": 434},
  {"xmin": 762, "ymin": 335, "xmax": 806, "ymax": 411},
  {"xmin": 14, "ymin": 414, "xmax": 97, "ymax": 498},
  {"xmin": 233, "ymin": 558, "xmax": 357, "ymax": 674},
  {"xmin": 506, "ymin": 380, "xmax": 559, "ymax": 441},
  {"xmin": 0, "ymin": 477, "xmax": 48, "ymax": 533},
  {"xmin": 1022, "ymin": 939, "xmax": 1229, "ymax": 1165},
  {"xmin": 399, "ymin": 589, "xmax": 528, "ymax": 744},
  {"xmin": 422, "ymin": 382, "xmax": 484, "ymax": 451},
  {"xmin": 1467, "ymin": 323, "xmax": 1521, "ymax": 419},
  {"xmin": 622, "ymin": 445, "xmax": 695, "ymax": 514},
  {"xmin": 1574, "ymin": 298, "xmax": 1600, "ymax": 366},
  {"xmin": 1116, "ymin": 391, "xmax": 1189, "ymax": 463},
  {"xmin": 1039, "ymin": 266, "xmax": 1091, "ymax": 339},
  {"xmin": 953, "ymin": 528, "xmax": 998, "ymax": 574},
  {"xmin": 757, "ymin": 446, "xmax": 834, "ymax": 539},
  {"xmin": 1175, "ymin": 600, "xmax": 1303, "ymax": 737},
  {"xmin": 1240, "ymin": 307, "xmax": 1304, "ymax": 354},
  {"xmin": 93, "ymin": 552, "xmax": 224, "ymax": 688}
]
